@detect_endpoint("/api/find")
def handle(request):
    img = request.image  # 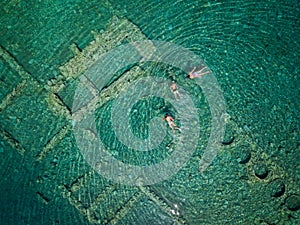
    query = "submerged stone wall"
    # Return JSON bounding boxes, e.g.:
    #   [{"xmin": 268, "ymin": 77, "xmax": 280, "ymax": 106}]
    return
[{"xmin": 0, "ymin": 0, "xmax": 299, "ymax": 224}]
